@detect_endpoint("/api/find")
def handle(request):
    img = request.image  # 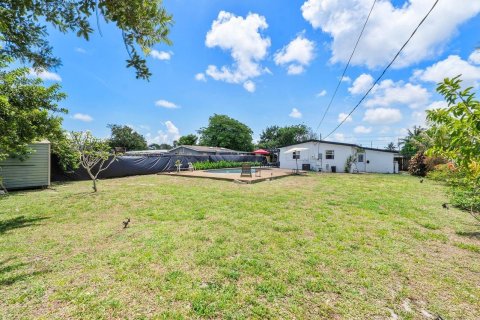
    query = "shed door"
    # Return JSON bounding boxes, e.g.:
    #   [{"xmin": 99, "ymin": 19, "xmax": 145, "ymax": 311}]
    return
[{"xmin": 356, "ymin": 153, "xmax": 366, "ymax": 172}]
